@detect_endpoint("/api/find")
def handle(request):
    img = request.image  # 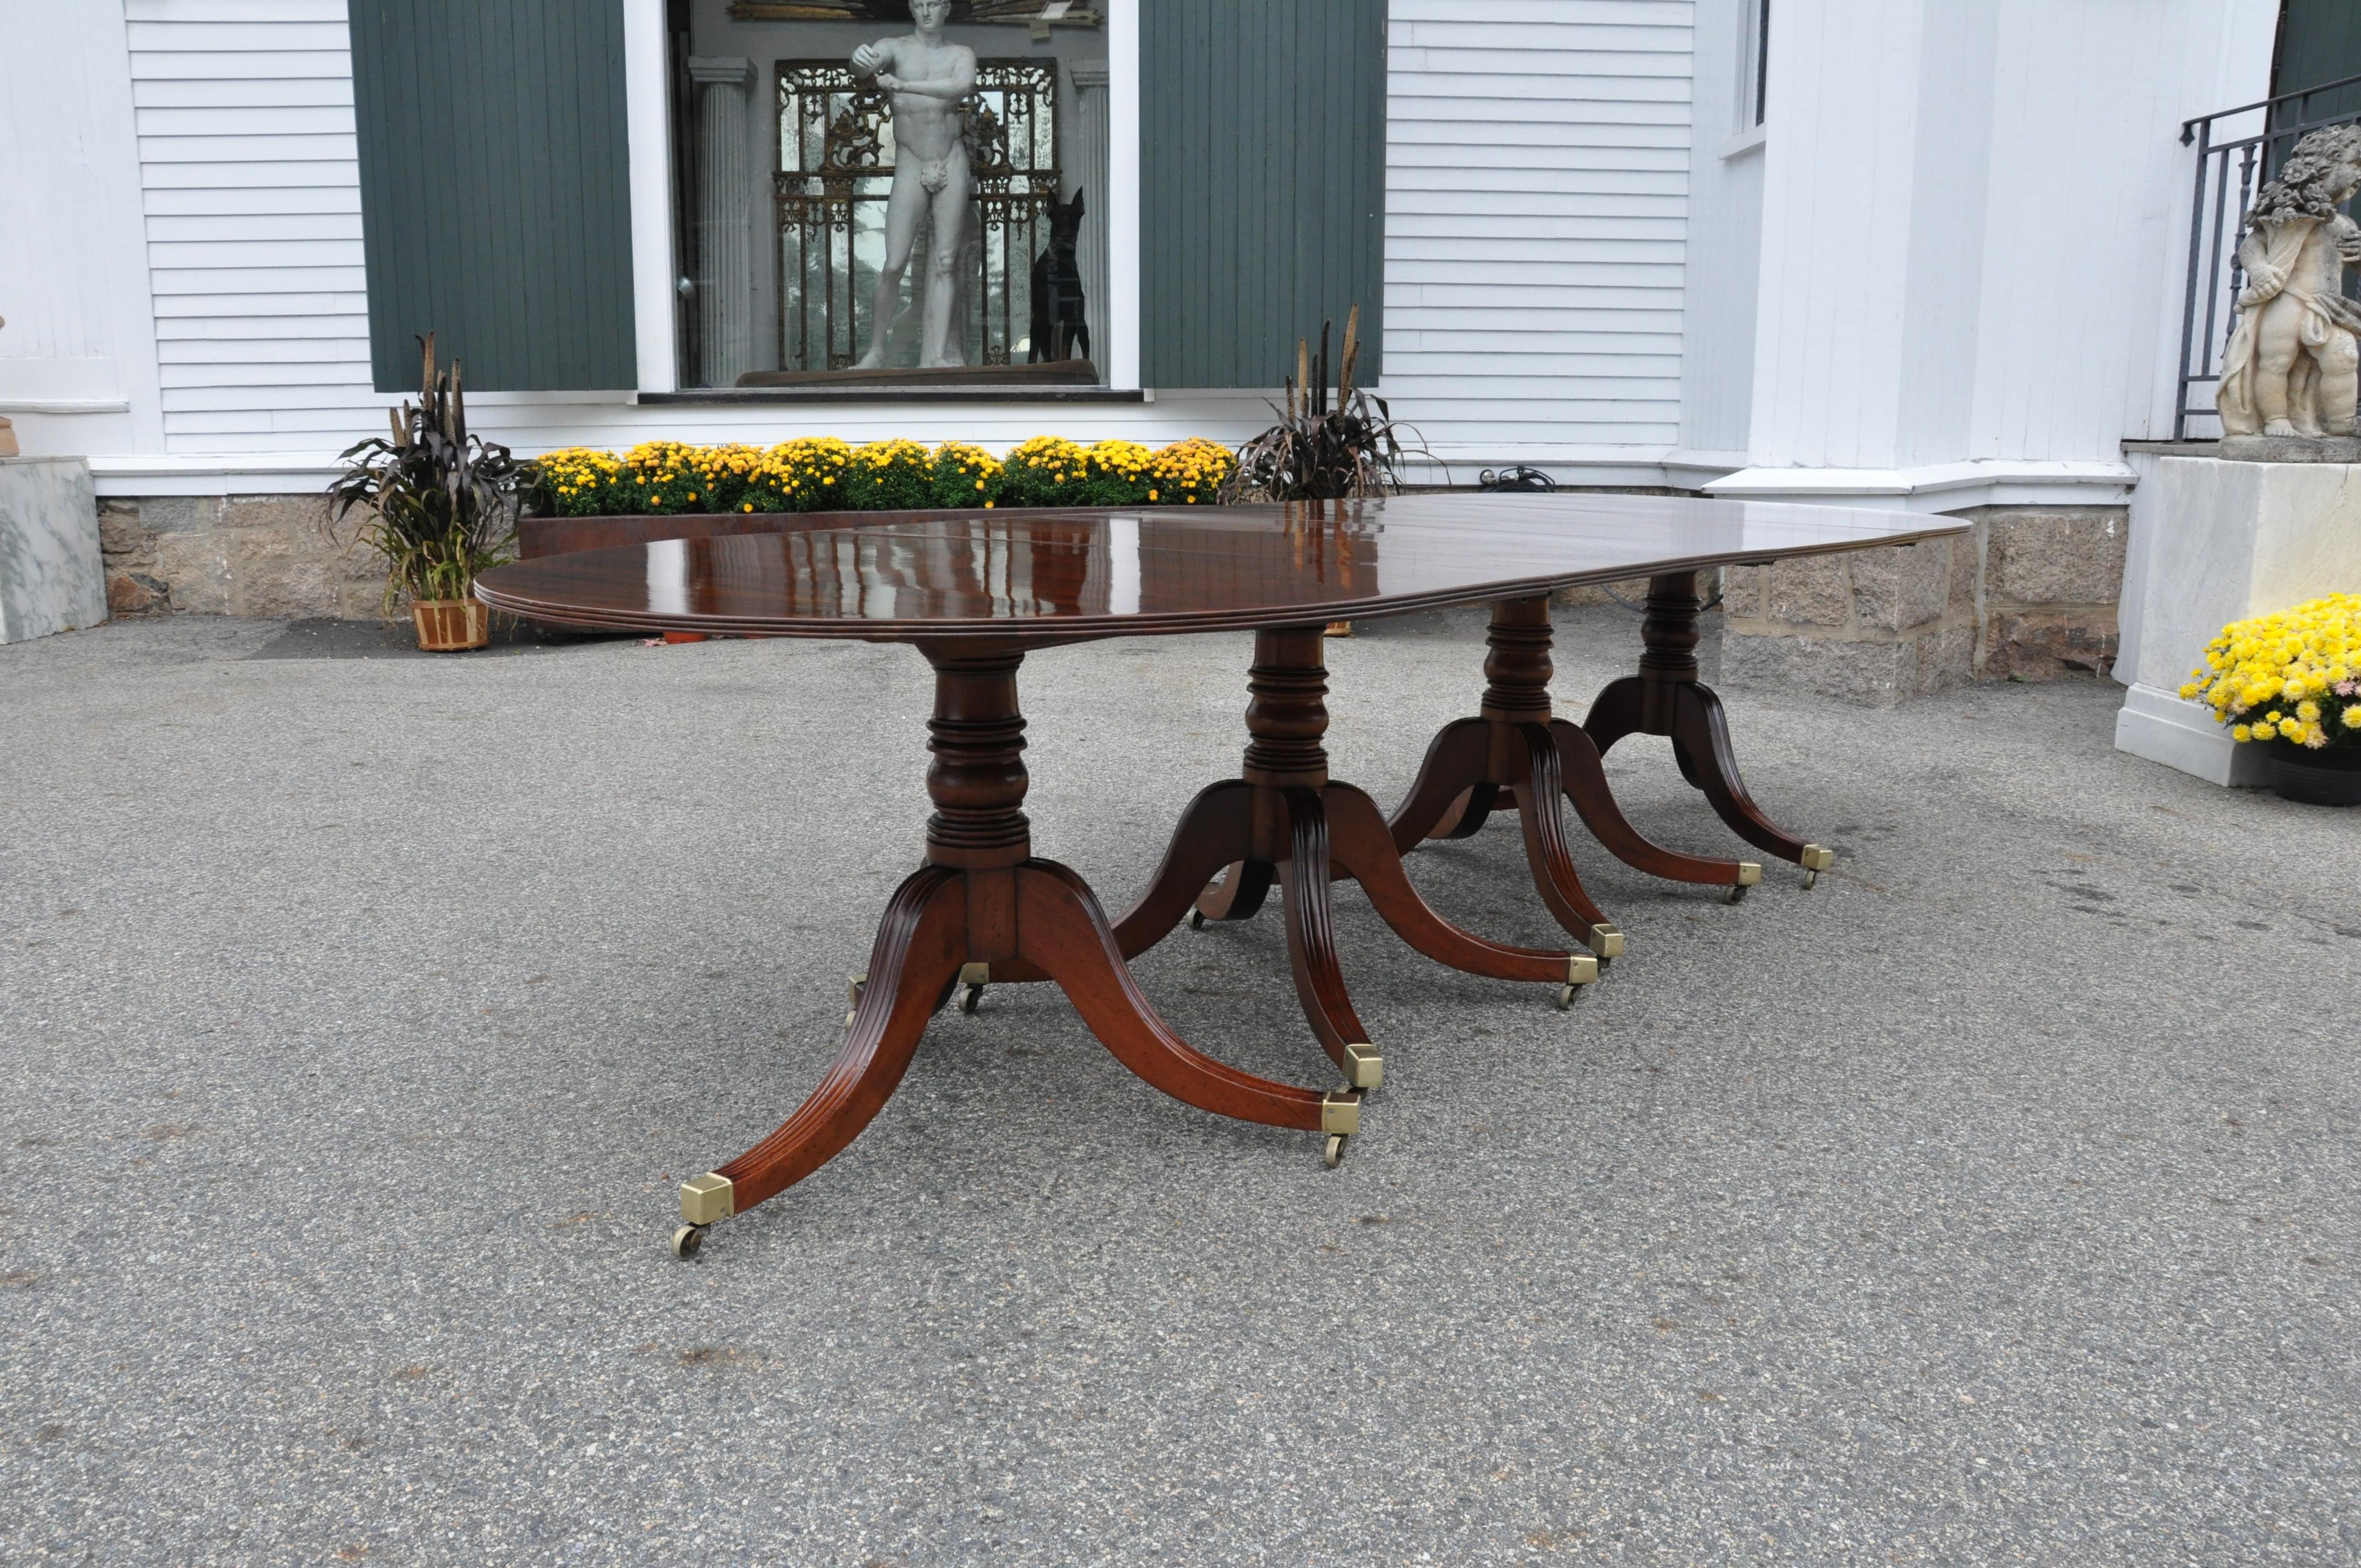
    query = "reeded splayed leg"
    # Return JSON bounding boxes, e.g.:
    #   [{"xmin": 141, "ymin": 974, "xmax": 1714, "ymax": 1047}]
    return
[
  {"xmin": 1109, "ymin": 780, "xmax": 1257, "ymax": 955},
  {"xmin": 1276, "ymin": 785, "xmax": 1379, "ymax": 1086},
  {"xmin": 1577, "ymin": 573, "xmax": 1831, "ymax": 883},
  {"xmin": 671, "ymin": 642, "xmax": 1356, "ymax": 1260}
]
